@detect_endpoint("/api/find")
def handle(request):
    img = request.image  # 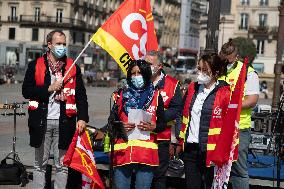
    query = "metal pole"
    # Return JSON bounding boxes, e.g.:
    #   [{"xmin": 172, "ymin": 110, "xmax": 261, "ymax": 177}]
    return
[
  {"xmin": 272, "ymin": 2, "xmax": 284, "ymax": 110},
  {"xmin": 205, "ymin": 0, "xmax": 221, "ymax": 54}
]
